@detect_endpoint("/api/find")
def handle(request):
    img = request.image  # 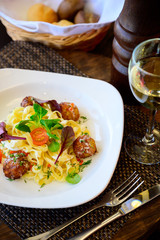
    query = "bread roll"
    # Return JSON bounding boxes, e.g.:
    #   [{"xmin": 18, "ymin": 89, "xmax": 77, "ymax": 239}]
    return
[
  {"xmin": 58, "ymin": 0, "xmax": 84, "ymax": 21},
  {"xmin": 52, "ymin": 20, "xmax": 74, "ymax": 26},
  {"xmin": 27, "ymin": 3, "xmax": 58, "ymax": 23},
  {"xmin": 74, "ymin": 10, "xmax": 100, "ymax": 24}
]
